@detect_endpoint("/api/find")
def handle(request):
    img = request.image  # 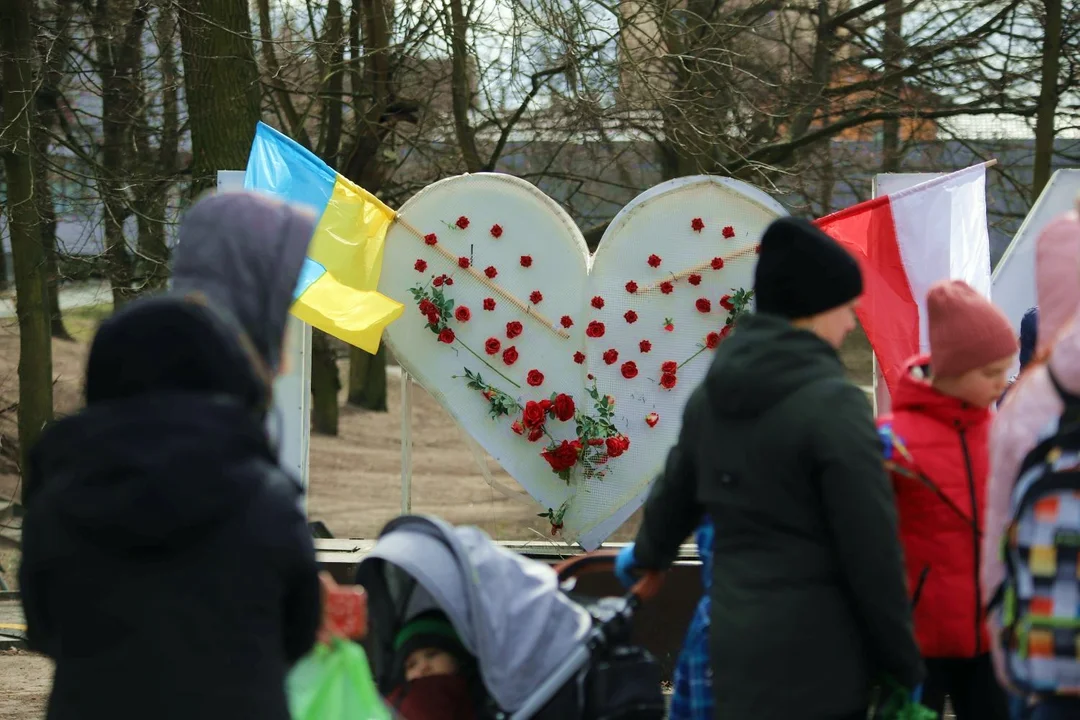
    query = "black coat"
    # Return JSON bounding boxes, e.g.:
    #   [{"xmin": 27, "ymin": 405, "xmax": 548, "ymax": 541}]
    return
[
  {"xmin": 19, "ymin": 393, "xmax": 320, "ymax": 720},
  {"xmin": 633, "ymin": 313, "xmax": 924, "ymax": 719}
]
